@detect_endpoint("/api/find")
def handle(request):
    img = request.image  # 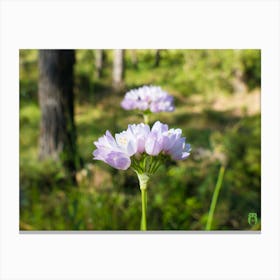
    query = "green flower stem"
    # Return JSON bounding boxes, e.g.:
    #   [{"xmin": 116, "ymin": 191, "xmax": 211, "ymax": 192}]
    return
[
  {"xmin": 137, "ymin": 173, "xmax": 150, "ymax": 231},
  {"xmin": 205, "ymin": 165, "xmax": 225, "ymax": 230},
  {"xmin": 143, "ymin": 114, "xmax": 149, "ymax": 124},
  {"xmin": 141, "ymin": 187, "xmax": 147, "ymax": 230}
]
